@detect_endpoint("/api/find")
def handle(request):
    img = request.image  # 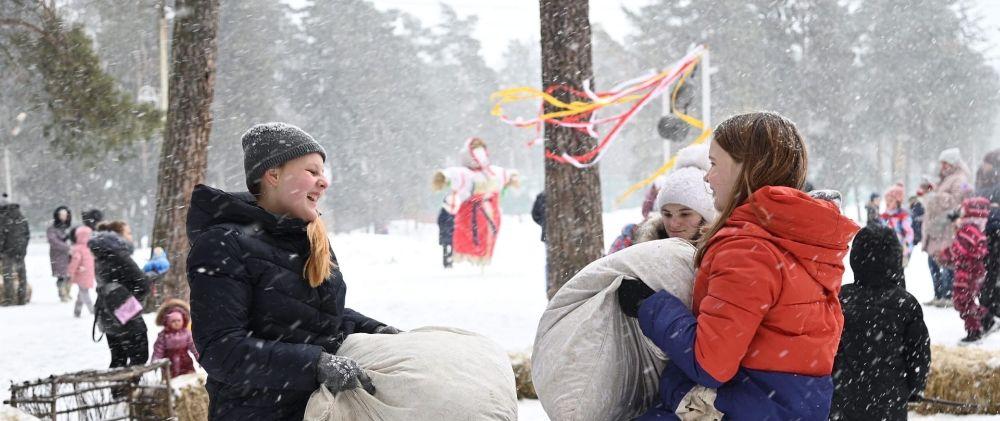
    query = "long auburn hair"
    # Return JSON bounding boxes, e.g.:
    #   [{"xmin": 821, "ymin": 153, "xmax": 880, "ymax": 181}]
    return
[{"xmin": 695, "ymin": 112, "xmax": 809, "ymax": 266}]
